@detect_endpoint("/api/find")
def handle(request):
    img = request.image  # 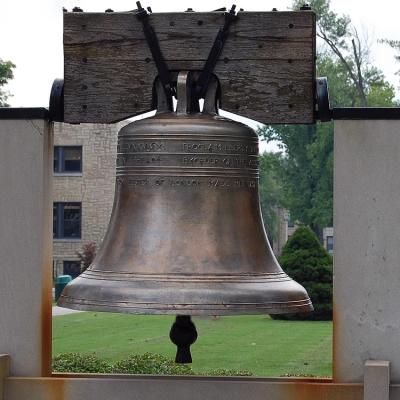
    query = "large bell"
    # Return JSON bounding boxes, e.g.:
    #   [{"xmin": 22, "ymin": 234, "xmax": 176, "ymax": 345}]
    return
[{"xmin": 59, "ymin": 73, "xmax": 313, "ymax": 317}]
